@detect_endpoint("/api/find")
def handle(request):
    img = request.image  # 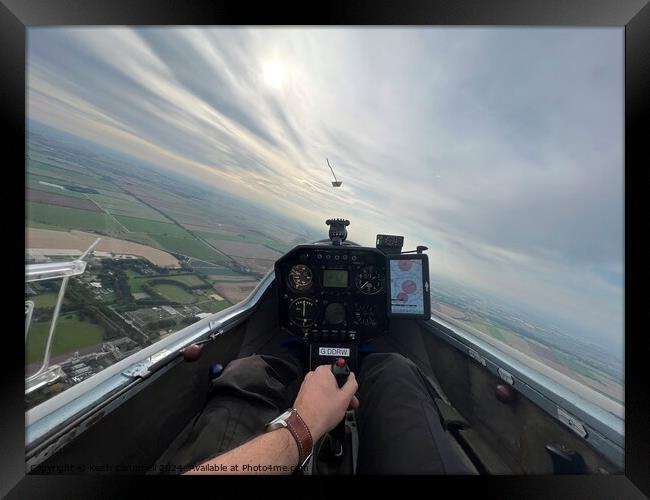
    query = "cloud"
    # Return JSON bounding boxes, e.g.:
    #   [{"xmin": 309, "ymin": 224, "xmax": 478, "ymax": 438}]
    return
[{"xmin": 27, "ymin": 27, "xmax": 624, "ymax": 349}]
